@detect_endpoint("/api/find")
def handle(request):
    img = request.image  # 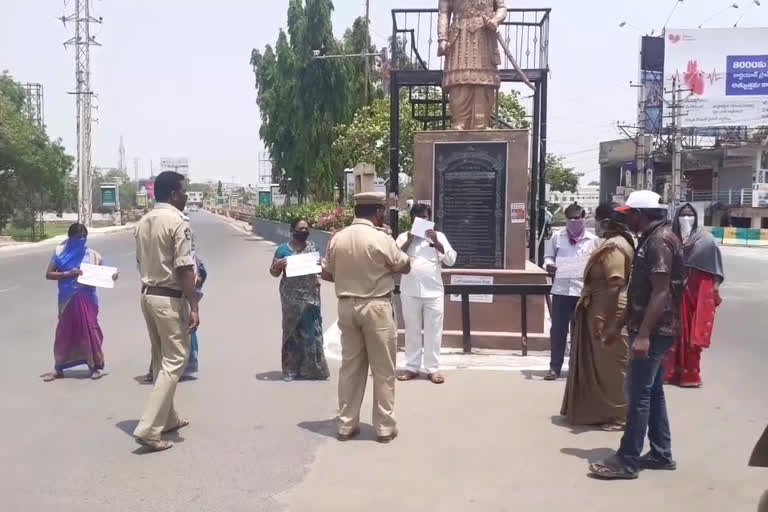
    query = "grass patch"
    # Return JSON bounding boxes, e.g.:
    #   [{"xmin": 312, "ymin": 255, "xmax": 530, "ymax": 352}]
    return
[{"xmin": 3, "ymin": 223, "xmax": 71, "ymax": 242}]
